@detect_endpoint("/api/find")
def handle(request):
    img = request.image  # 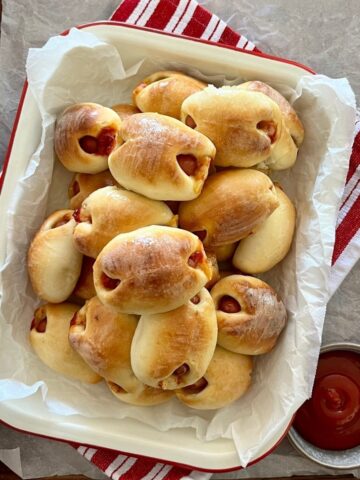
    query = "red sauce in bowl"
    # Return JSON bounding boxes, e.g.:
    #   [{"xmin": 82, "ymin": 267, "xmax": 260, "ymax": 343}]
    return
[{"xmin": 294, "ymin": 350, "xmax": 360, "ymax": 450}]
